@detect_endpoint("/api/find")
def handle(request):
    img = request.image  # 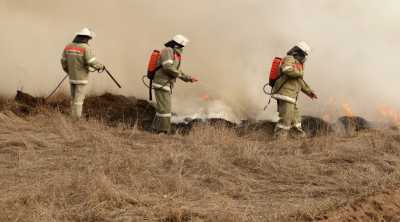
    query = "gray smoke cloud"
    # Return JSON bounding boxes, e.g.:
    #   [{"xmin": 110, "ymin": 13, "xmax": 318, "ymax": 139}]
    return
[{"xmin": 1, "ymin": 0, "xmax": 399, "ymax": 121}]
